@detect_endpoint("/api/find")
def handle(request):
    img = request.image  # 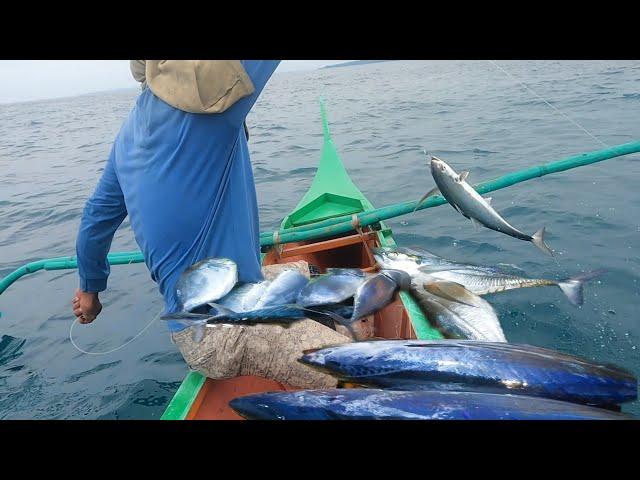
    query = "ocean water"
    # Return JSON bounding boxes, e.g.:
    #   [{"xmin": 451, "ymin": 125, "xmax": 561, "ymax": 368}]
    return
[{"xmin": 1, "ymin": 60, "xmax": 639, "ymax": 419}]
